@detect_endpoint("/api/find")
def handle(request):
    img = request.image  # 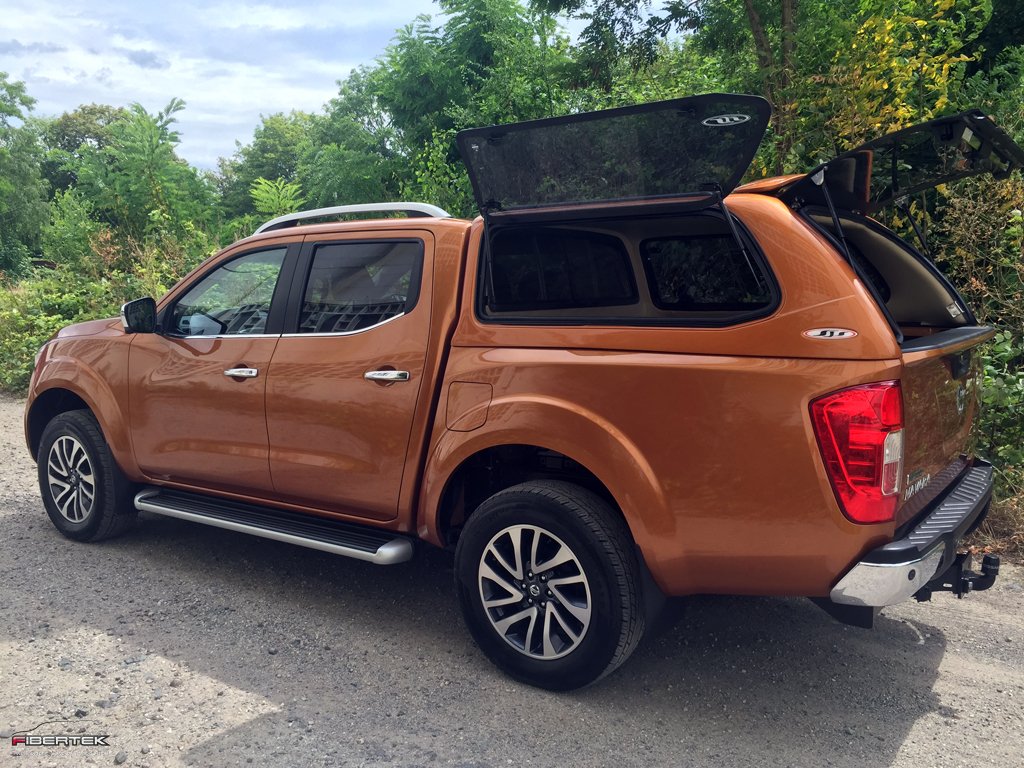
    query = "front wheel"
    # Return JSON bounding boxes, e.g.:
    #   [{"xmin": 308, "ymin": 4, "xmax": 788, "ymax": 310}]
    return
[
  {"xmin": 37, "ymin": 410, "xmax": 137, "ymax": 542},
  {"xmin": 454, "ymin": 481, "xmax": 645, "ymax": 690}
]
